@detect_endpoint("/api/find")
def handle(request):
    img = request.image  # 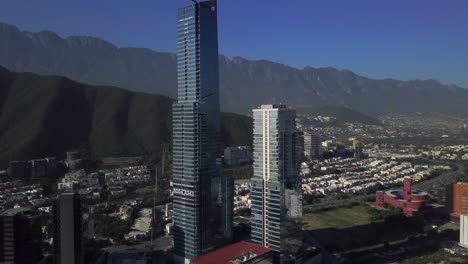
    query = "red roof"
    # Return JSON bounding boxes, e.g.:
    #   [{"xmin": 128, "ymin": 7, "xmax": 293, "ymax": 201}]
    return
[{"xmin": 192, "ymin": 241, "xmax": 272, "ymax": 264}]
